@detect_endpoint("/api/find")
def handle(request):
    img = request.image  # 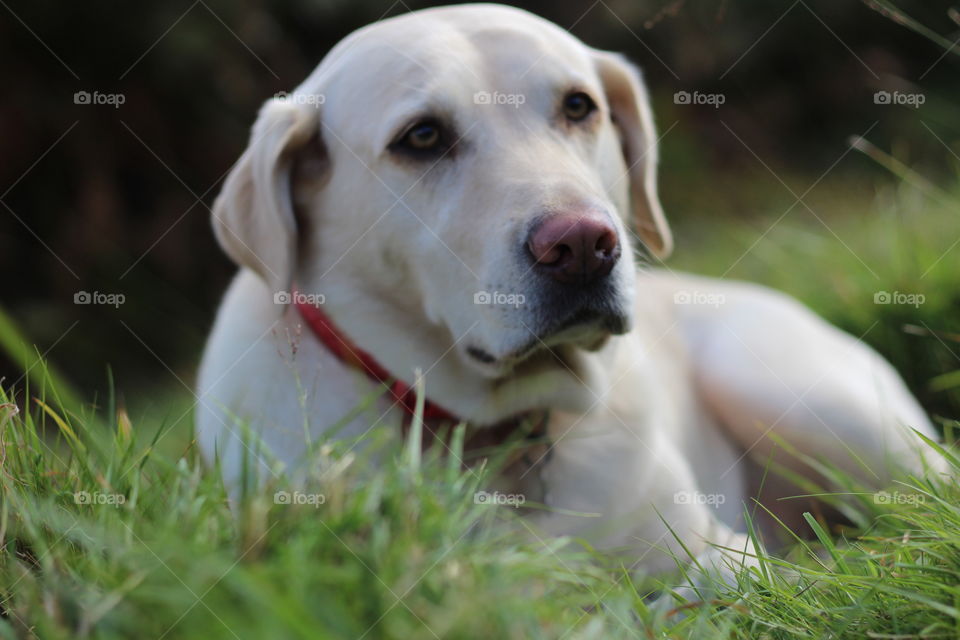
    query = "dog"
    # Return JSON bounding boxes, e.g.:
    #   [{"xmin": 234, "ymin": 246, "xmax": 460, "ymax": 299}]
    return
[{"xmin": 197, "ymin": 3, "xmax": 943, "ymax": 595}]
